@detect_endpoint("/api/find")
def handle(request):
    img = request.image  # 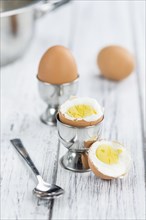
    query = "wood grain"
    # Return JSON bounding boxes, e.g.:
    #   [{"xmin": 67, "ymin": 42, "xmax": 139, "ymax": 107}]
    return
[
  {"xmin": 52, "ymin": 1, "xmax": 145, "ymax": 220},
  {"xmin": 1, "ymin": 4, "xmax": 72, "ymax": 220},
  {"xmin": 1, "ymin": 1, "xmax": 145, "ymax": 220}
]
